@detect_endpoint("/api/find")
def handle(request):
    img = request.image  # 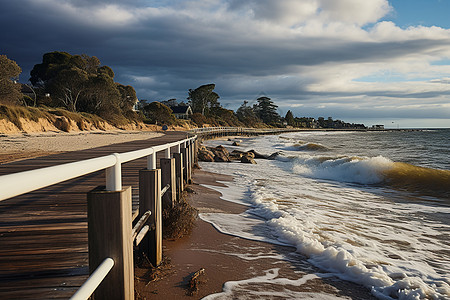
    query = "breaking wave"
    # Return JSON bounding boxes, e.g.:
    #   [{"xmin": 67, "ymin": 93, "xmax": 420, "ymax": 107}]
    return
[
  {"xmin": 289, "ymin": 142, "xmax": 330, "ymax": 151},
  {"xmin": 291, "ymin": 155, "xmax": 450, "ymax": 198}
]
